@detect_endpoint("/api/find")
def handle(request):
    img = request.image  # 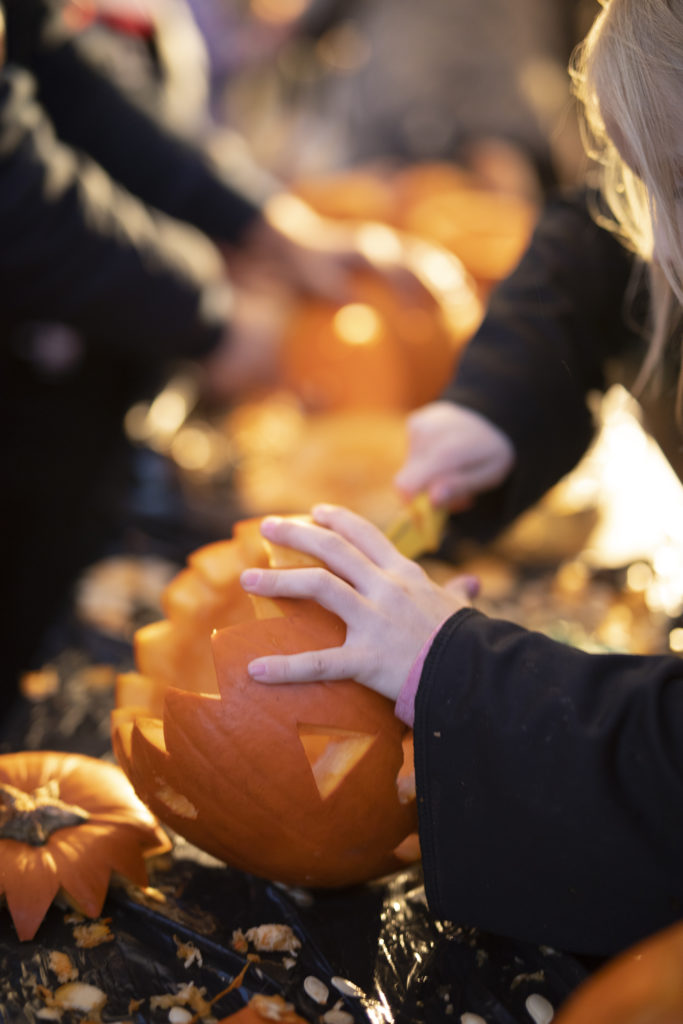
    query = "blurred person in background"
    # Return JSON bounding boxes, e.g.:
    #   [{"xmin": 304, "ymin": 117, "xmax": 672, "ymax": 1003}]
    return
[
  {"xmin": 0, "ymin": 0, "xmax": 391, "ymax": 727},
  {"xmin": 203, "ymin": 0, "xmax": 592, "ymax": 200}
]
